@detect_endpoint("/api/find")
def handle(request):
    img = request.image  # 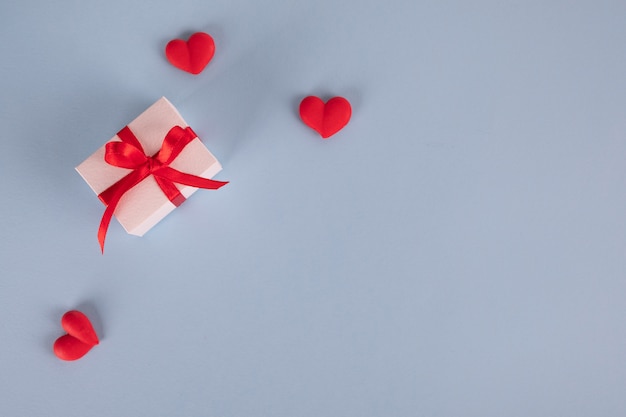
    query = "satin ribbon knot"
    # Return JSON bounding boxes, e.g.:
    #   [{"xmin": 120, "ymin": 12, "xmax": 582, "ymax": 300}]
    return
[{"xmin": 96, "ymin": 125, "xmax": 228, "ymax": 253}]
